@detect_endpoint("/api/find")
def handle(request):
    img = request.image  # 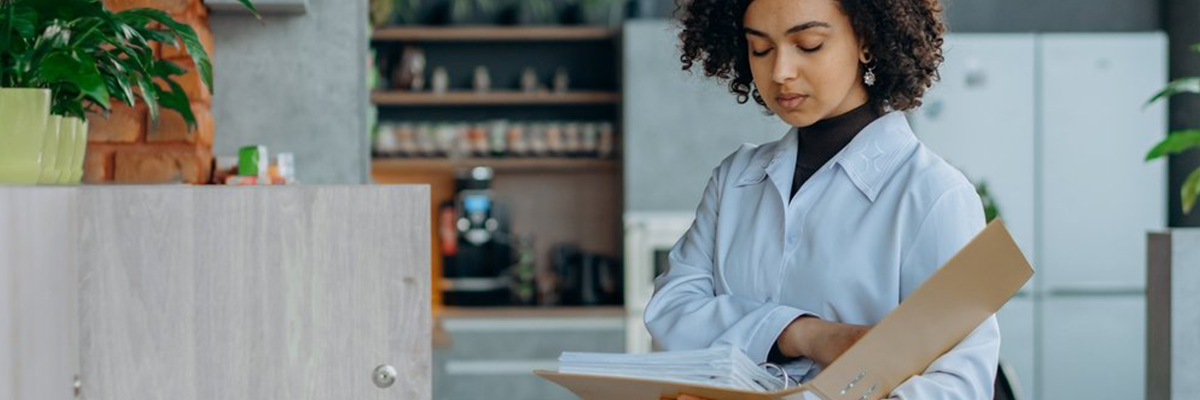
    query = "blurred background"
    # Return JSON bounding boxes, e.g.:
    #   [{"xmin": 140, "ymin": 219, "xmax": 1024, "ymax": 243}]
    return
[{"xmin": 57, "ymin": 0, "xmax": 1200, "ymax": 399}]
